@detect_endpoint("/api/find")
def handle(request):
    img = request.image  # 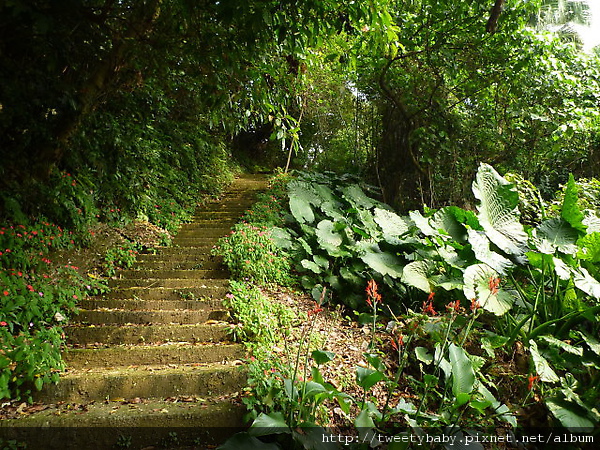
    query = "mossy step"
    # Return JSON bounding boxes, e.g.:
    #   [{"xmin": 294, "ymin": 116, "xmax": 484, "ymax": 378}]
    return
[
  {"xmin": 75, "ymin": 309, "xmax": 230, "ymax": 325},
  {"xmin": 104, "ymin": 285, "xmax": 228, "ymax": 301},
  {"xmin": 0, "ymin": 399, "xmax": 244, "ymax": 449},
  {"xmin": 78, "ymin": 298, "xmax": 223, "ymax": 311},
  {"xmin": 66, "ymin": 323, "xmax": 230, "ymax": 346},
  {"xmin": 35, "ymin": 363, "xmax": 246, "ymax": 403},
  {"xmin": 108, "ymin": 277, "xmax": 229, "ymax": 289},
  {"xmin": 118, "ymin": 268, "xmax": 229, "ymax": 280},
  {"xmin": 64, "ymin": 343, "xmax": 245, "ymax": 368},
  {"xmin": 136, "ymin": 253, "xmax": 221, "ymax": 263},
  {"xmin": 132, "ymin": 259, "xmax": 223, "ymax": 271},
  {"xmin": 142, "ymin": 245, "xmax": 215, "ymax": 255}
]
